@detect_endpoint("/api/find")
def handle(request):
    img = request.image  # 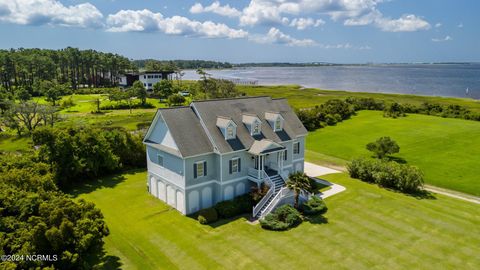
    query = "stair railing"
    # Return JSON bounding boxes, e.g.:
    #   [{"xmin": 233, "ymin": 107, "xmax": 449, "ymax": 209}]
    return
[
  {"xmin": 252, "ymin": 170, "xmax": 275, "ymax": 218},
  {"xmin": 259, "ymin": 187, "xmax": 292, "ymax": 219}
]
